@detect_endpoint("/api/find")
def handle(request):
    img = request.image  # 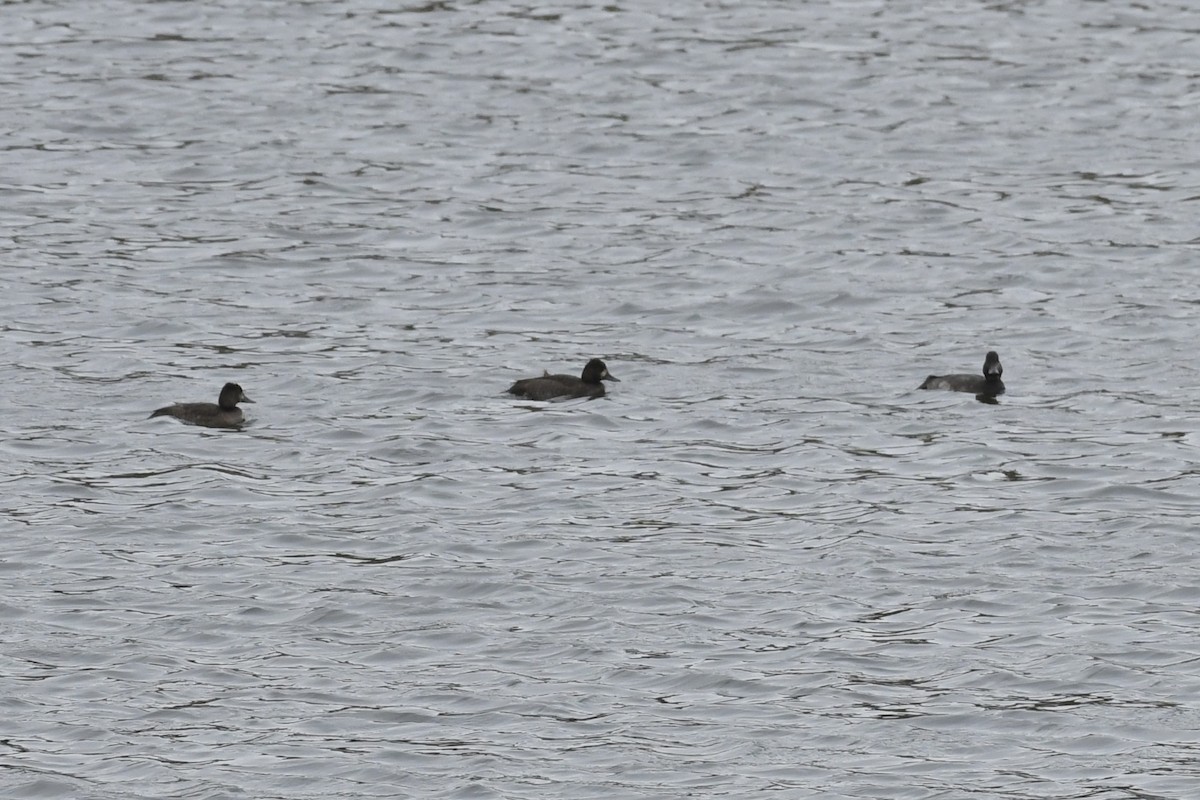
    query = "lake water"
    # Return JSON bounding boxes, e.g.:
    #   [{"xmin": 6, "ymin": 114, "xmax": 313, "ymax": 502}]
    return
[{"xmin": 4, "ymin": 1, "xmax": 1200, "ymax": 798}]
